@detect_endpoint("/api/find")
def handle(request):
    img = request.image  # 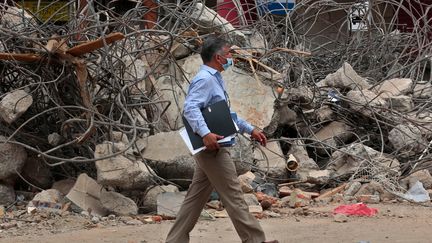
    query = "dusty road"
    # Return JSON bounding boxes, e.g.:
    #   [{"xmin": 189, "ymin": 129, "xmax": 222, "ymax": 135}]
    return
[{"xmin": 1, "ymin": 204, "xmax": 432, "ymax": 243}]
